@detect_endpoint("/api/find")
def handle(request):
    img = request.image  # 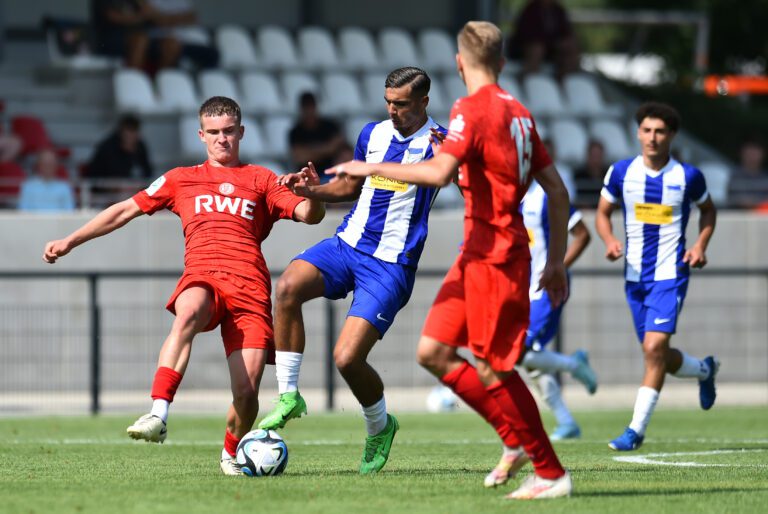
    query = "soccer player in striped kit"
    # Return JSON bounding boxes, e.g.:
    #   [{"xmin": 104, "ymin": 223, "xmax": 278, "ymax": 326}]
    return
[
  {"xmin": 595, "ymin": 102, "xmax": 719, "ymax": 451},
  {"xmin": 258, "ymin": 67, "xmax": 447, "ymax": 474}
]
